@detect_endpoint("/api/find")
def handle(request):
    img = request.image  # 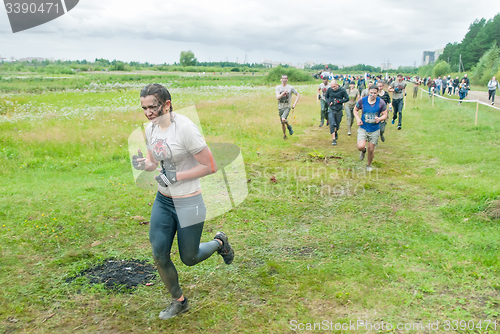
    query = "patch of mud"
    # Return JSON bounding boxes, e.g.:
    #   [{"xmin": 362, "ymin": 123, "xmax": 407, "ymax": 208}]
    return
[{"xmin": 66, "ymin": 259, "xmax": 156, "ymax": 290}]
